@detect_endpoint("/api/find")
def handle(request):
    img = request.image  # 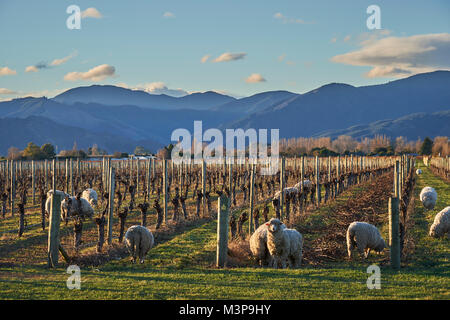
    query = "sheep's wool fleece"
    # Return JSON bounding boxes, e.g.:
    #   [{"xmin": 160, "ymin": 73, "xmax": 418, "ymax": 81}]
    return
[
  {"xmin": 124, "ymin": 225, "xmax": 154, "ymax": 256},
  {"xmin": 82, "ymin": 188, "xmax": 98, "ymax": 206},
  {"xmin": 250, "ymin": 222, "xmax": 286, "ymax": 263},
  {"xmin": 61, "ymin": 196, "xmax": 94, "ymax": 219},
  {"xmin": 420, "ymin": 187, "xmax": 437, "ymax": 210},
  {"xmin": 429, "ymin": 206, "xmax": 450, "ymax": 238},
  {"xmin": 347, "ymin": 222, "xmax": 384, "ymax": 251}
]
